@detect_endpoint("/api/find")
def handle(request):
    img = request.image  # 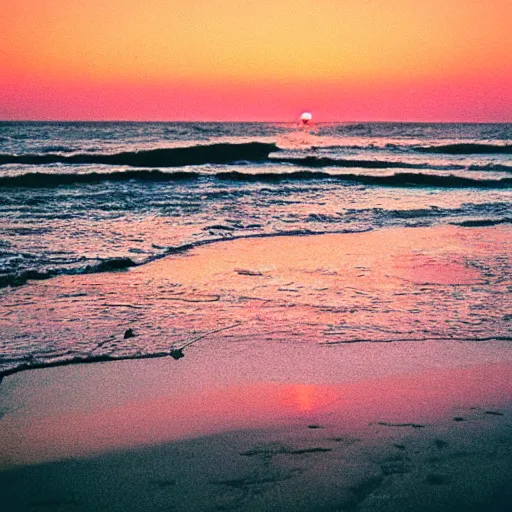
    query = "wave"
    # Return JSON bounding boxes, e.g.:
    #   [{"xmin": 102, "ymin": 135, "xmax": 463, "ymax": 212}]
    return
[
  {"xmin": 415, "ymin": 143, "xmax": 512, "ymax": 154},
  {"xmin": 0, "ymin": 169, "xmax": 202, "ymax": 187},
  {"xmin": 3, "ymin": 142, "xmax": 509, "ymax": 177},
  {"xmin": 1, "ymin": 168, "xmax": 511, "ymax": 189},
  {"xmin": 452, "ymin": 218, "xmax": 512, "ymax": 228},
  {"xmin": 215, "ymin": 171, "xmax": 512, "ymax": 188},
  {"xmin": 4, "ymin": 143, "xmax": 508, "ymax": 175},
  {"xmin": 0, "ymin": 257, "xmax": 136, "ymax": 288},
  {"xmin": 468, "ymin": 163, "xmax": 512, "ymax": 172},
  {"xmin": 273, "ymin": 155, "xmax": 465, "ymax": 170},
  {"xmin": 307, "ymin": 142, "xmax": 411, "ymax": 152},
  {"xmin": 0, "ymin": 141, "xmax": 278, "ymax": 167}
]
